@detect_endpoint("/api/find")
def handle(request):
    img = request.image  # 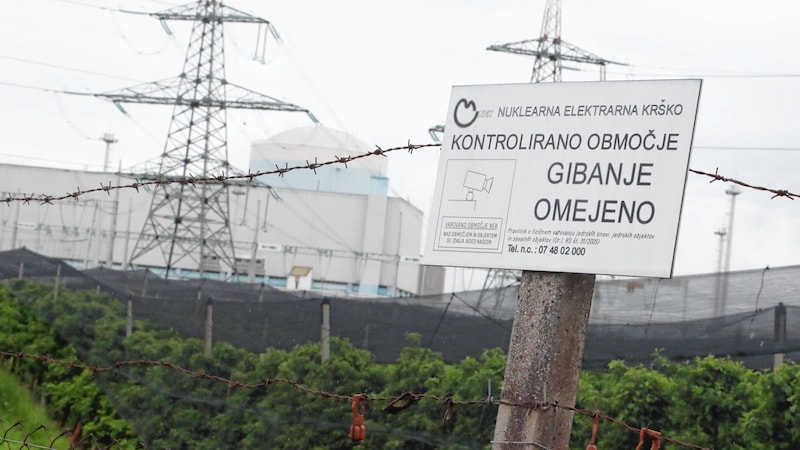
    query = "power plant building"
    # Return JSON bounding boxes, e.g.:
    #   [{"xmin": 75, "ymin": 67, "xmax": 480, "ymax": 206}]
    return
[{"xmin": 0, "ymin": 125, "xmax": 445, "ymax": 297}]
